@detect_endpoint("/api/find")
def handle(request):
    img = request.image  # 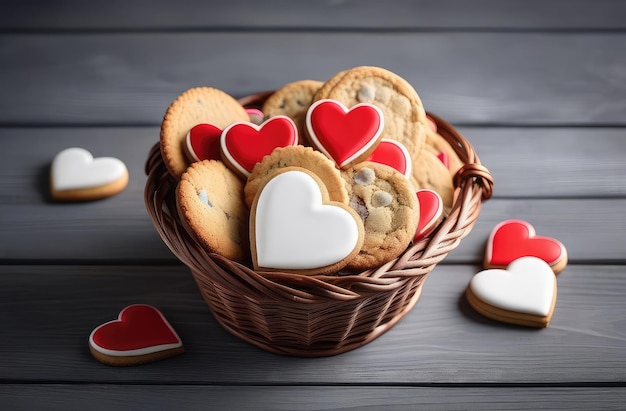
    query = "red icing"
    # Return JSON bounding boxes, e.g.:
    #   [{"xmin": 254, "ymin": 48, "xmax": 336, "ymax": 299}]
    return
[
  {"xmin": 91, "ymin": 305, "xmax": 180, "ymax": 352},
  {"xmin": 413, "ymin": 189, "xmax": 443, "ymax": 242},
  {"xmin": 221, "ymin": 116, "xmax": 298, "ymax": 175},
  {"xmin": 307, "ymin": 99, "xmax": 383, "ymax": 168},
  {"xmin": 488, "ymin": 220, "xmax": 566, "ymax": 266},
  {"xmin": 366, "ymin": 139, "xmax": 411, "ymax": 178},
  {"xmin": 187, "ymin": 123, "xmax": 222, "ymax": 161},
  {"xmin": 437, "ymin": 151, "xmax": 450, "ymax": 169}
]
